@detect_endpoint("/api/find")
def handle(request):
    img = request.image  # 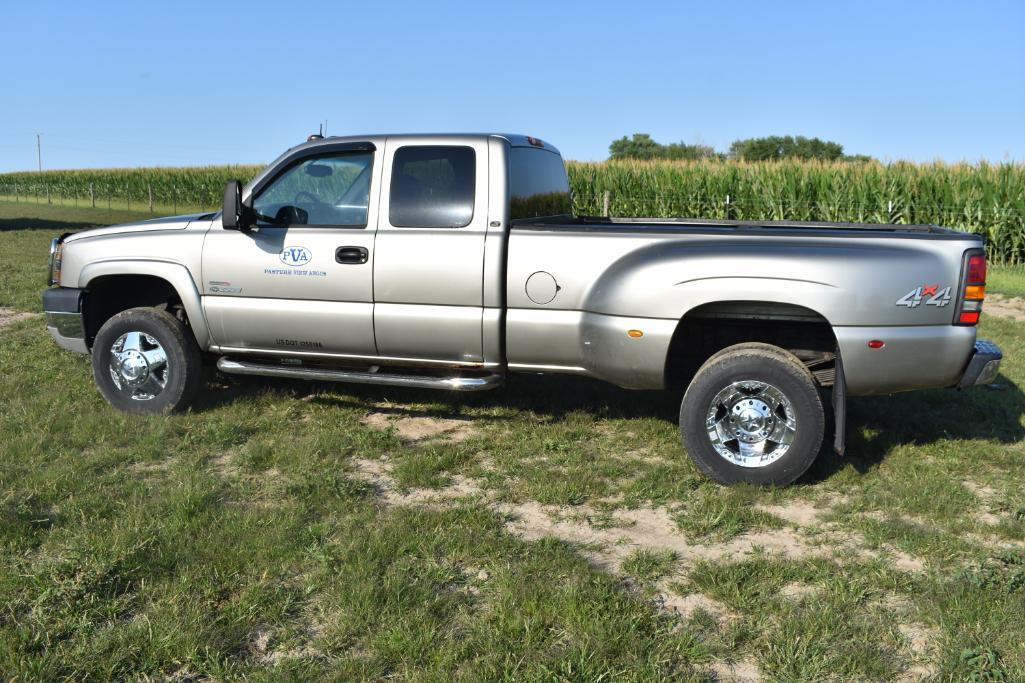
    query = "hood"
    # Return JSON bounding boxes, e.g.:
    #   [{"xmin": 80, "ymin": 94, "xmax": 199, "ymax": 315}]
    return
[{"xmin": 63, "ymin": 212, "xmax": 214, "ymax": 242}]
